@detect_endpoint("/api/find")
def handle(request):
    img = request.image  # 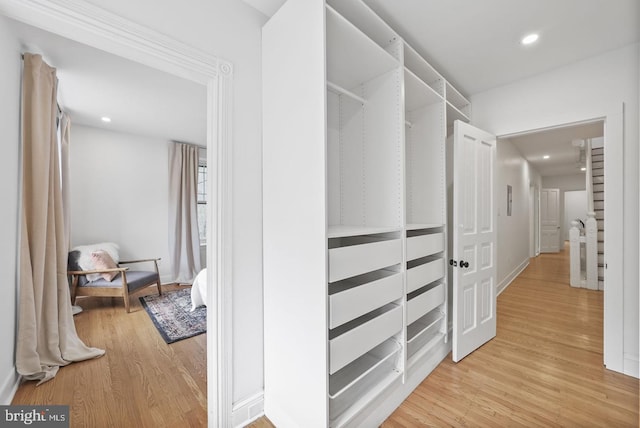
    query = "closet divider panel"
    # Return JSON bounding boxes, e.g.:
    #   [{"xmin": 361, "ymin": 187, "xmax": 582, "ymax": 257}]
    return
[
  {"xmin": 405, "ymin": 102, "xmax": 446, "ymax": 226},
  {"xmin": 361, "ymin": 68, "xmax": 403, "ymax": 229},
  {"xmin": 262, "ymin": 0, "xmax": 329, "ymax": 426}
]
